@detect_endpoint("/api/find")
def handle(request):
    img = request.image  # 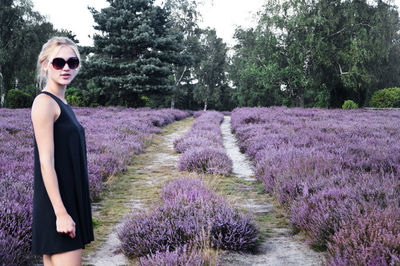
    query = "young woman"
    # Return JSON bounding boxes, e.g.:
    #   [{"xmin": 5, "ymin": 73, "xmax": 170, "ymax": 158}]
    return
[{"xmin": 31, "ymin": 37, "xmax": 94, "ymax": 266}]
